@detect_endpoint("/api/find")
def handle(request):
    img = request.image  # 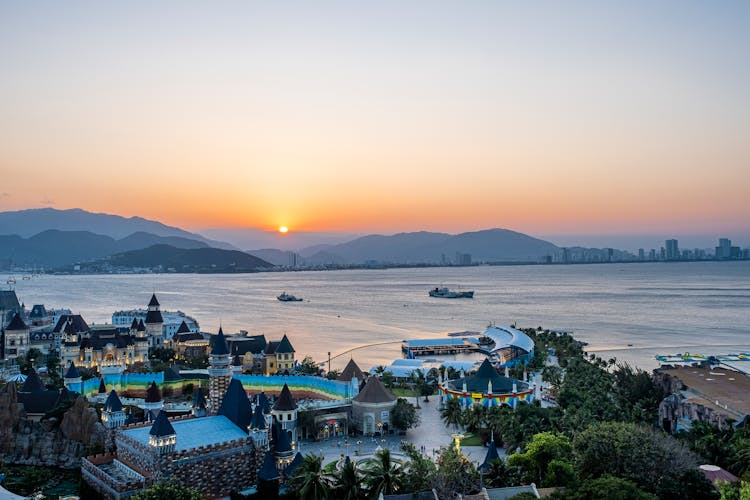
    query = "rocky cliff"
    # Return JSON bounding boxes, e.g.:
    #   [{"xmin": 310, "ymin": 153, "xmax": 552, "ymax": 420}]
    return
[{"xmin": 0, "ymin": 383, "xmax": 105, "ymax": 468}]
